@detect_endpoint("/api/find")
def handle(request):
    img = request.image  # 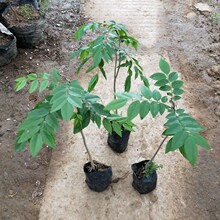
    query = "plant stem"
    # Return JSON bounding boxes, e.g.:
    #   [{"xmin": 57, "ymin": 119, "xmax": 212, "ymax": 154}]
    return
[
  {"xmin": 80, "ymin": 130, "xmax": 95, "ymax": 170},
  {"xmin": 113, "ymin": 52, "xmax": 118, "ymax": 101},
  {"xmin": 145, "ymin": 136, "xmax": 168, "ymax": 168}
]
